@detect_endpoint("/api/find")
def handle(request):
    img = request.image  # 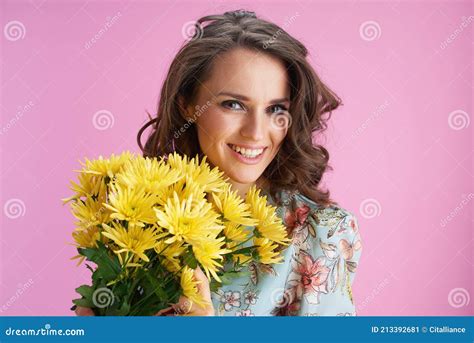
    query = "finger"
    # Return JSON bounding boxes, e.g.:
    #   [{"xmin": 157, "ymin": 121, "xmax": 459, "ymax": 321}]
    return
[
  {"xmin": 176, "ymin": 296, "xmax": 194, "ymax": 313},
  {"xmin": 76, "ymin": 306, "xmax": 94, "ymax": 316},
  {"xmin": 194, "ymin": 265, "xmax": 207, "ymax": 281},
  {"xmin": 193, "ymin": 266, "xmax": 211, "ymax": 300},
  {"xmin": 75, "ymin": 306, "xmax": 94, "ymax": 316},
  {"xmin": 176, "ymin": 295, "xmax": 214, "ymax": 316},
  {"xmin": 155, "ymin": 306, "xmax": 175, "ymax": 316}
]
